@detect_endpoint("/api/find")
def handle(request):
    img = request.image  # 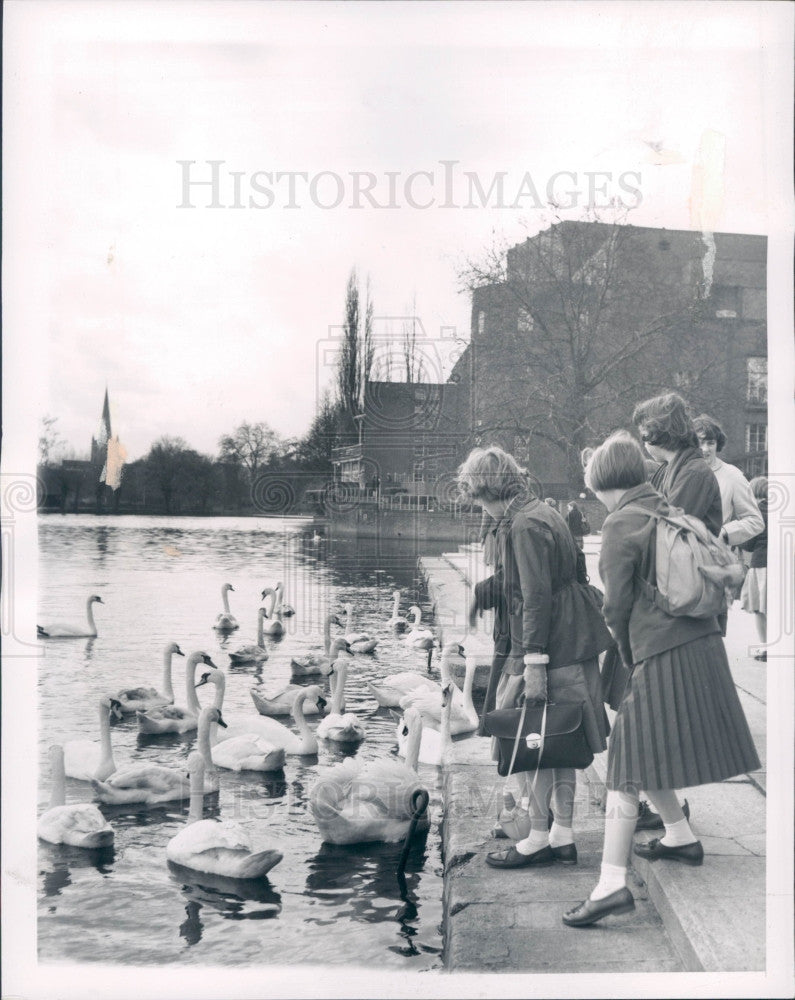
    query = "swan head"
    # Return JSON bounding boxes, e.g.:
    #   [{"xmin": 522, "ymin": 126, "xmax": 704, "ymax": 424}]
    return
[
  {"xmin": 188, "ymin": 651, "xmax": 218, "ymax": 669},
  {"xmin": 100, "ymin": 696, "xmax": 124, "ymax": 721},
  {"xmin": 168, "ymin": 642, "xmax": 185, "ymax": 657},
  {"xmin": 202, "ymin": 706, "xmax": 227, "ymax": 729},
  {"xmin": 90, "ymin": 595, "xmax": 104, "ymax": 604},
  {"xmin": 222, "ymin": 583, "xmax": 234, "ymax": 593},
  {"xmin": 195, "ymin": 668, "xmax": 225, "ymax": 693}
]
